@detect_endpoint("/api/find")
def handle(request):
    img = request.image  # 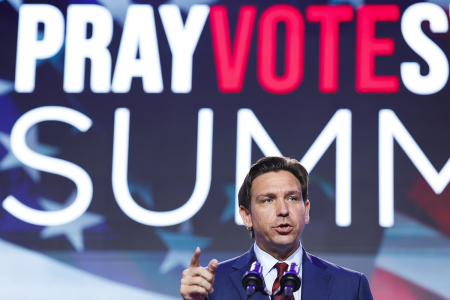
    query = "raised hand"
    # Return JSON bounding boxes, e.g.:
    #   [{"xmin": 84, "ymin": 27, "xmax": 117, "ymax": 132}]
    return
[{"xmin": 180, "ymin": 247, "xmax": 218, "ymax": 300}]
